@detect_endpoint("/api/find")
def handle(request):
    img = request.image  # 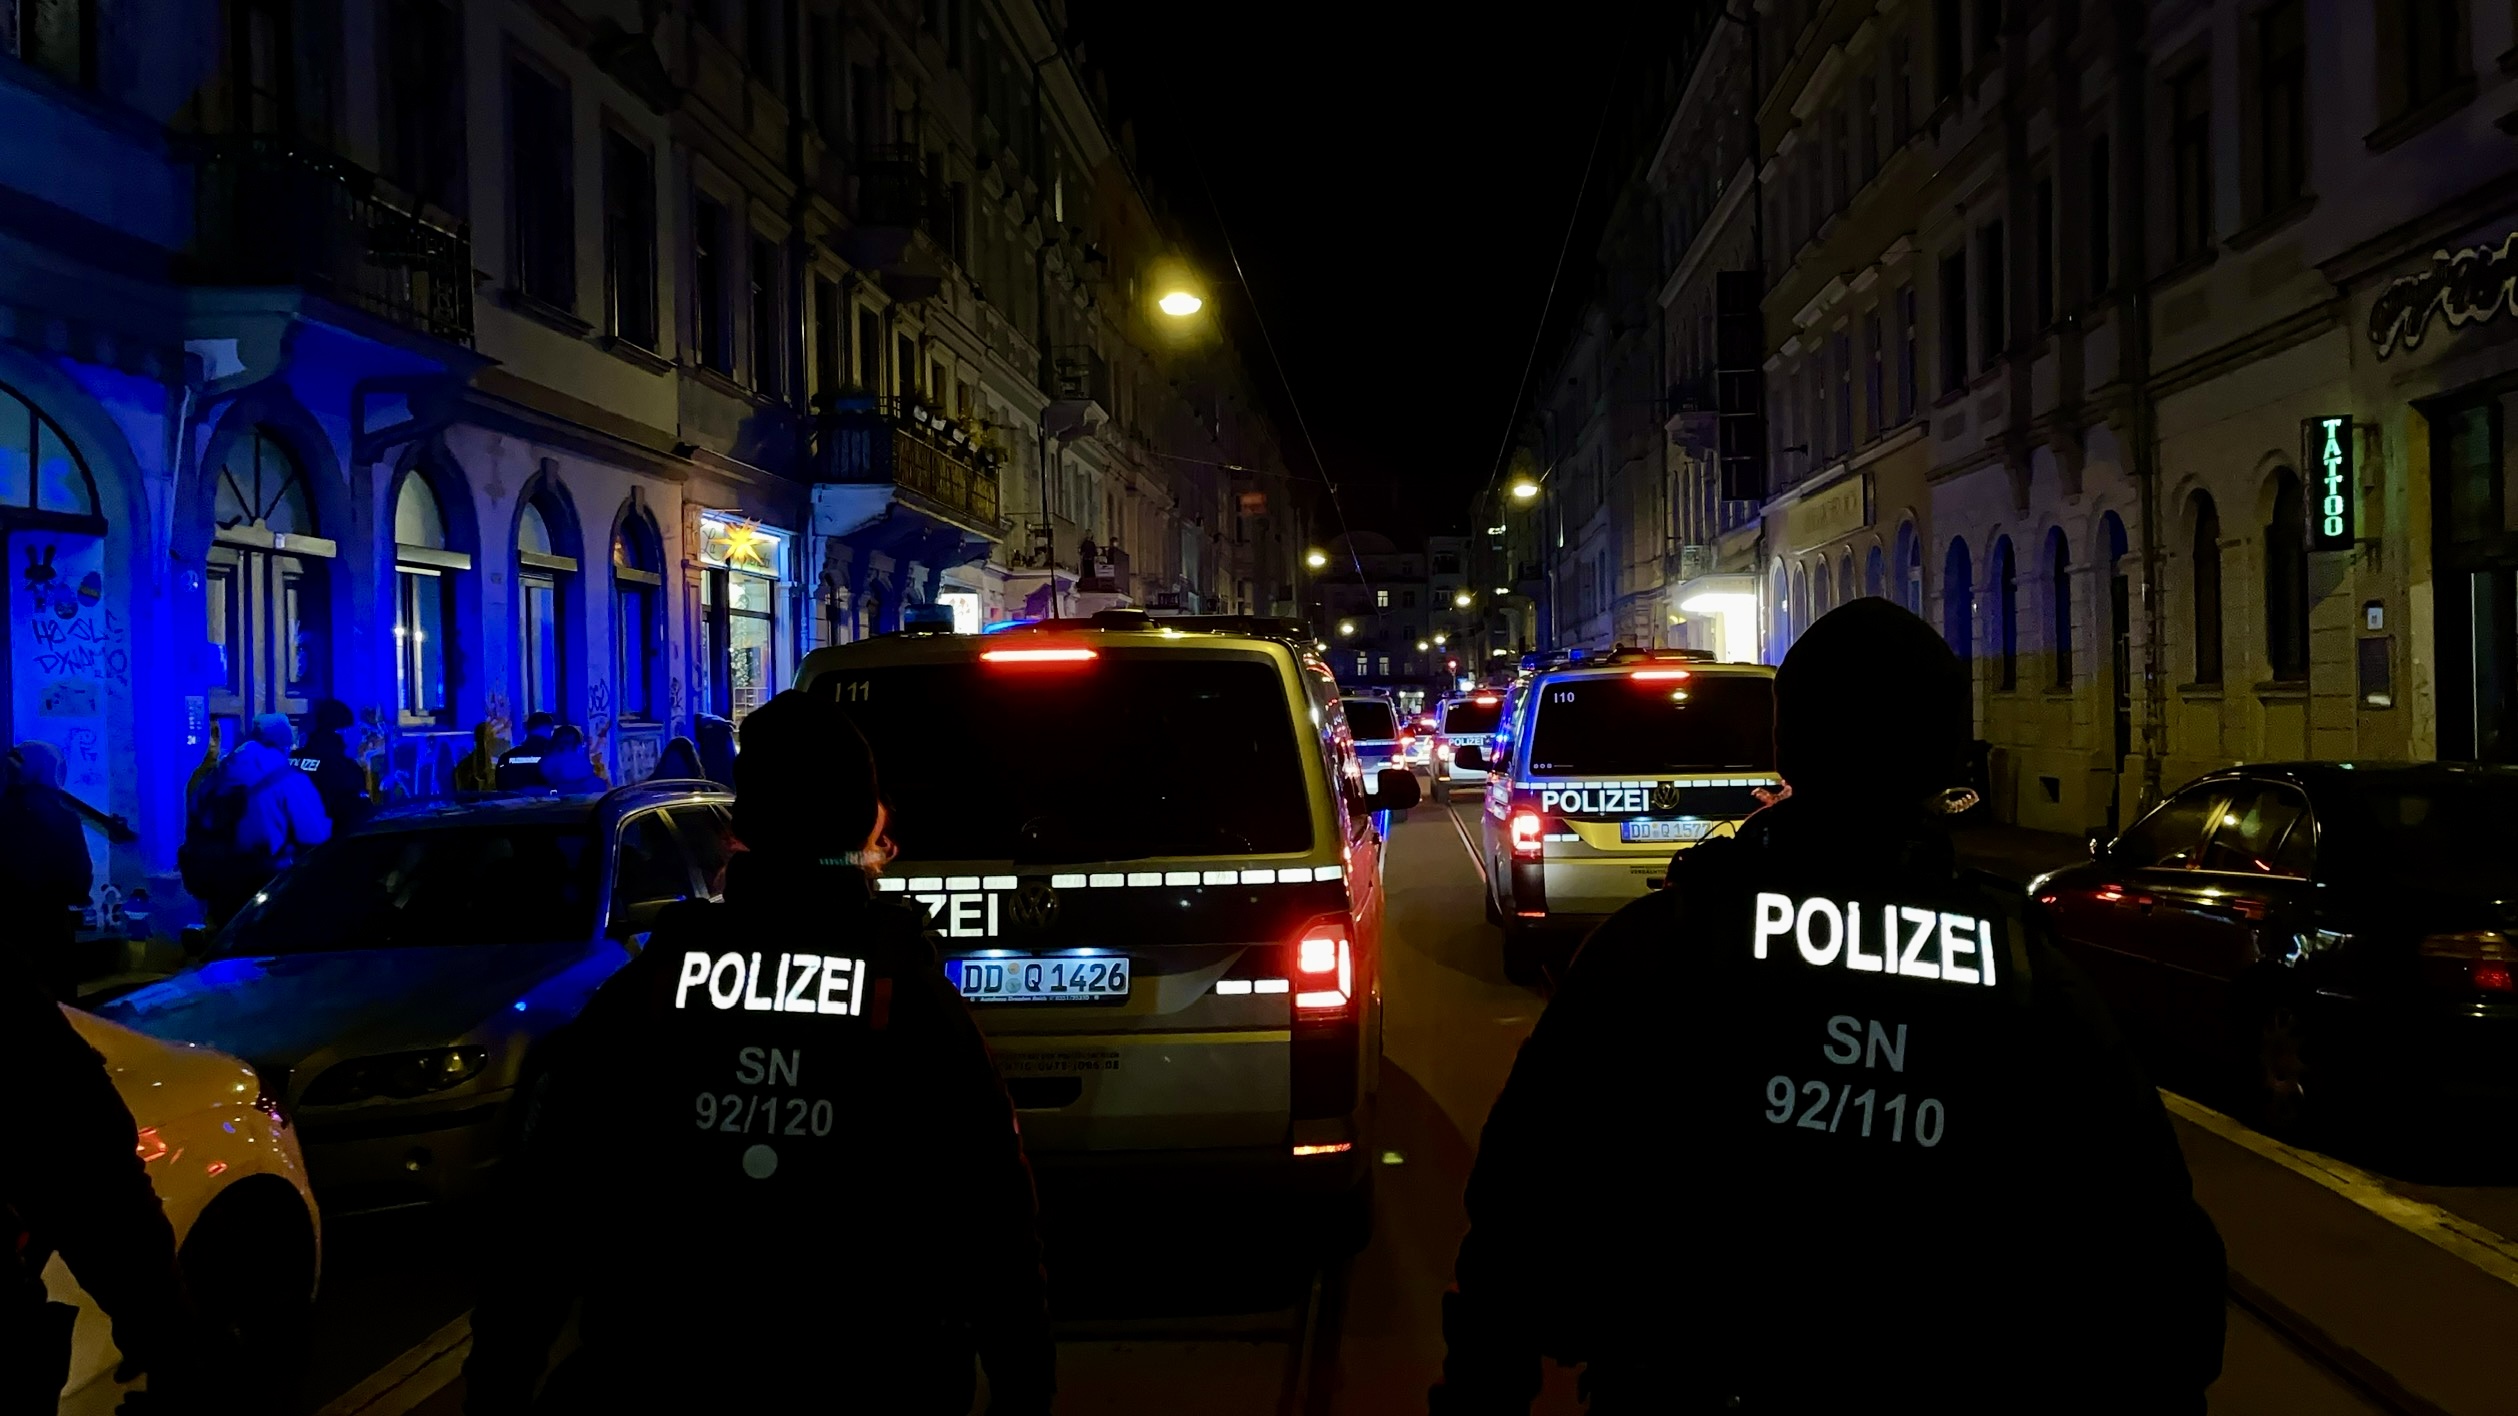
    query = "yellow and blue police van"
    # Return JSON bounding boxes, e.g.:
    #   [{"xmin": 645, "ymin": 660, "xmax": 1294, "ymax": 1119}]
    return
[
  {"xmin": 795, "ymin": 611, "xmax": 1415, "ymax": 1246},
  {"xmin": 1478, "ymin": 647, "xmax": 1780, "ymax": 982}
]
